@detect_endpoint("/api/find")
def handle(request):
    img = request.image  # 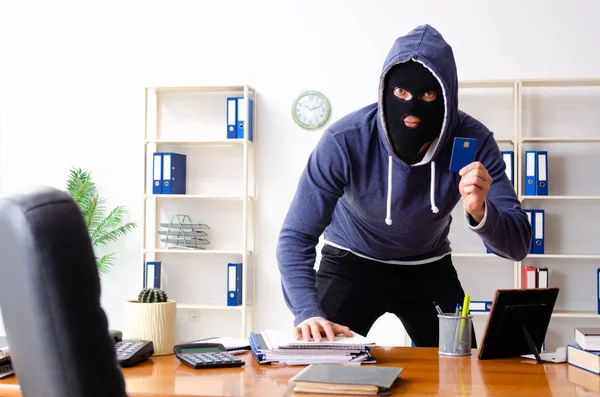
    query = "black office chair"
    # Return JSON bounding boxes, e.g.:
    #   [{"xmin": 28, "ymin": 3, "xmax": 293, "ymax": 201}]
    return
[{"xmin": 0, "ymin": 187, "xmax": 128, "ymax": 397}]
